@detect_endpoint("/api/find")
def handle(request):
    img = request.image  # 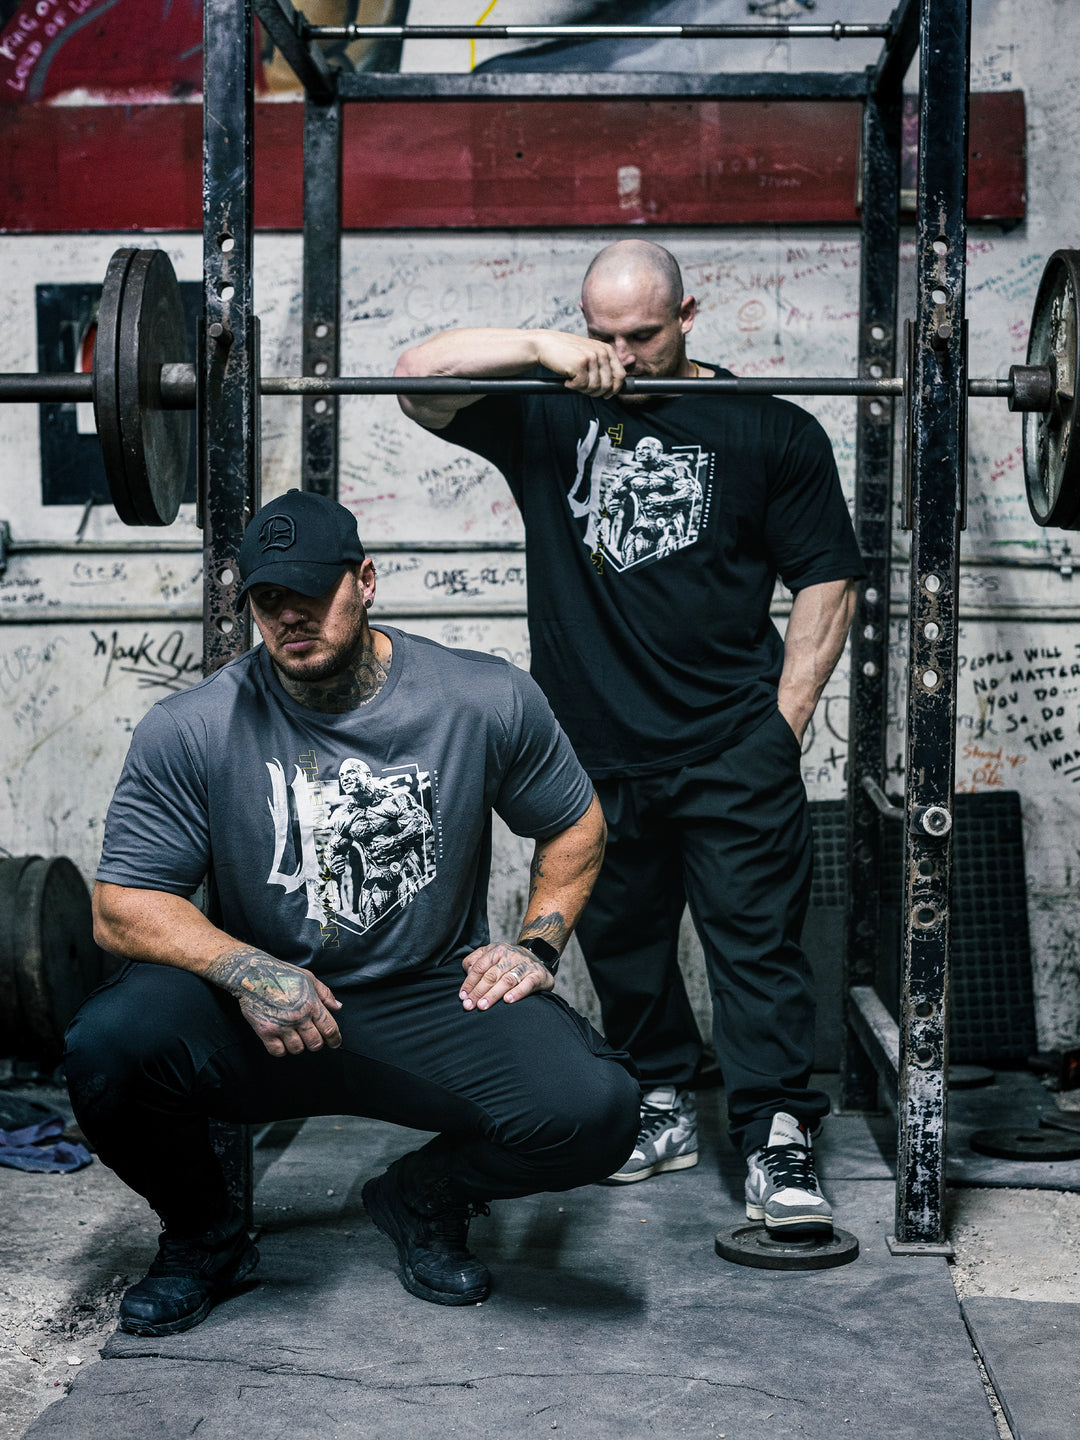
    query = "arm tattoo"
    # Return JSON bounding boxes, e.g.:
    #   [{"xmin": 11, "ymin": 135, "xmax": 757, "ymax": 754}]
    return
[{"xmin": 519, "ymin": 910, "xmax": 569, "ymax": 952}]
